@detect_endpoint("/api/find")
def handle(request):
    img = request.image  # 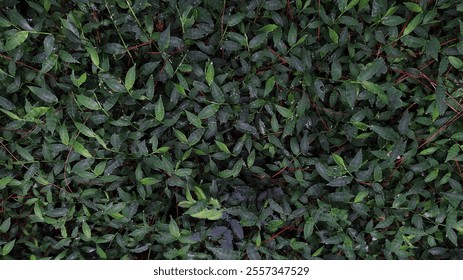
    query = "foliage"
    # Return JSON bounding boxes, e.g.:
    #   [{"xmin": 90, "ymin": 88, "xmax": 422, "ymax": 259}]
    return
[{"xmin": 1, "ymin": 0, "xmax": 463, "ymax": 260}]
